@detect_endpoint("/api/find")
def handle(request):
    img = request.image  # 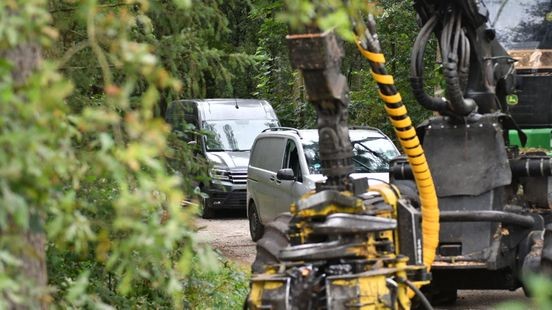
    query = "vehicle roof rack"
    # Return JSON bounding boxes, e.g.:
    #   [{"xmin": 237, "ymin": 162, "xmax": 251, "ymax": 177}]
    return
[{"xmin": 262, "ymin": 127, "xmax": 302, "ymax": 138}]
